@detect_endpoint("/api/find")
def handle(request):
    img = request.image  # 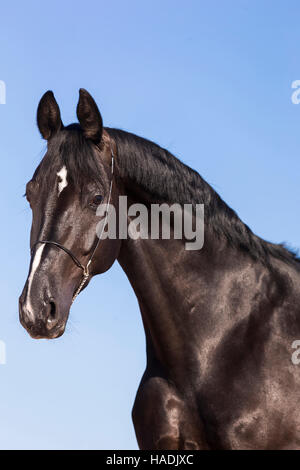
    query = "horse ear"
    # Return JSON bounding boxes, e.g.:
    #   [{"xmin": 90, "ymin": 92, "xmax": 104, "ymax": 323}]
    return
[
  {"xmin": 37, "ymin": 91, "xmax": 63, "ymax": 140},
  {"xmin": 76, "ymin": 88, "xmax": 103, "ymax": 144}
]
